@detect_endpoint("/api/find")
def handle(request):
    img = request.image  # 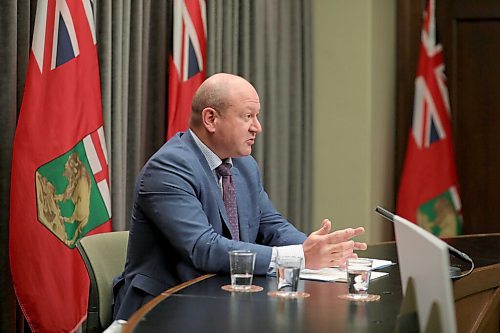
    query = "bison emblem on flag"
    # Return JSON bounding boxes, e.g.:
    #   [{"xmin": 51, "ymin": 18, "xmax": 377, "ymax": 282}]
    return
[{"xmin": 35, "ymin": 127, "xmax": 111, "ymax": 248}]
